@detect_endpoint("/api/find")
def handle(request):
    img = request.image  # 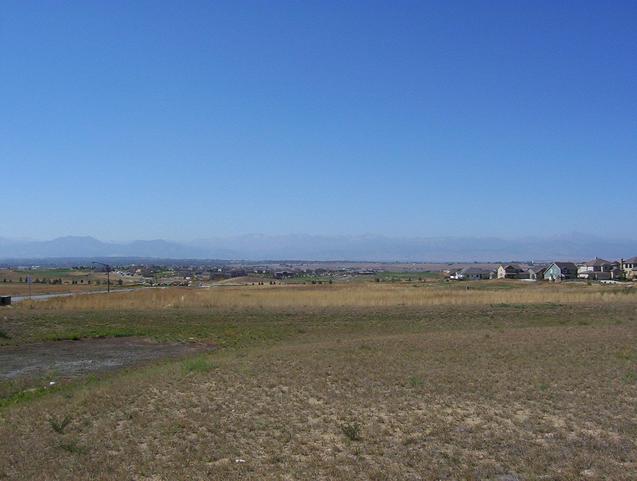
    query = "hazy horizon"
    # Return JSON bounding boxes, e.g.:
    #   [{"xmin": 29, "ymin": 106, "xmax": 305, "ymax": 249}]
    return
[{"xmin": 1, "ymin": 233, "xmax": 635, "ymax": 262}]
